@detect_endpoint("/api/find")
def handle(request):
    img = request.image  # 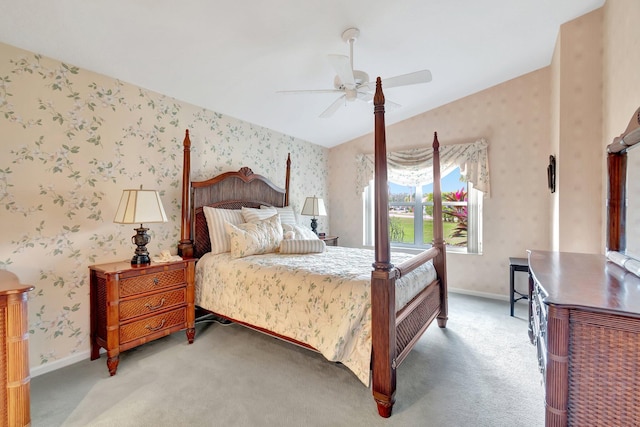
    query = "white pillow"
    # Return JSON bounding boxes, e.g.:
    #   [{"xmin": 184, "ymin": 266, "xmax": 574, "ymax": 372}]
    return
[
  {"xmin": 282, "ymin": 223, "xmax": 319, "ymax": 240},
  {"xmin": 203, "ymin": 207, "xmax": 245, "ymax": 254},
  {"xmin": 242, "ymin": 206, "xmax": 277, "ymax": 223},
  {"xmin": 279, "ymin": 239, "xmax": 326, "ymax": 254},
  {"xmin": 224, "ymin": 214, "xmax": 283, "ymax": 259},
  {"xmin": 261, "ymin": 205, "xmax": 297, "ymax": 226}
]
